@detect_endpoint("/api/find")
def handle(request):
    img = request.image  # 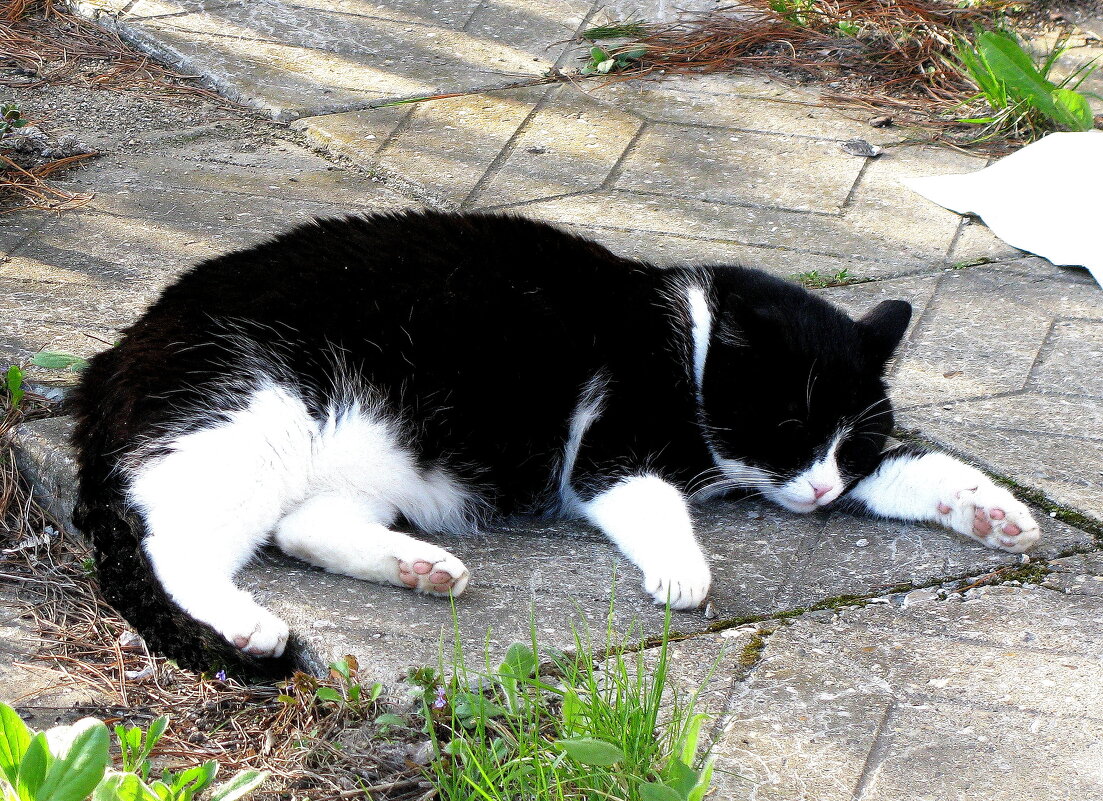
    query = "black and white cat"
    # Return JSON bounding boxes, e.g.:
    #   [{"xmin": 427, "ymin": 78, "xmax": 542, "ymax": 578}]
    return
[{"xmin": 71, "ymin": 211, "xmax": 1039, "ymax": 672}]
